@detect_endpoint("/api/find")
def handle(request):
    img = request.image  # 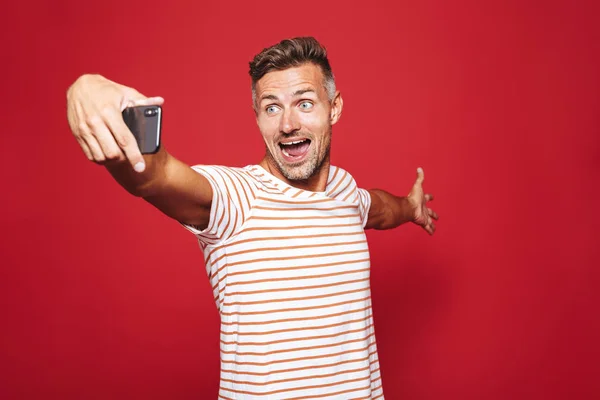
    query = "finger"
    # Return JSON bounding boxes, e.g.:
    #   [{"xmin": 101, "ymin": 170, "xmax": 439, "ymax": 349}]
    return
[
  {"xmin": 415, "ymin": 167, "xmax": 425, "ymax": 186},
  {"xmin": 424, "ymin": 193, "xmax": 434, "ymax": 202},
  {"xmin": 66, "ymin": 95, "xmax": 80, "ymax": 134},
  {"xmin": 118, "ymin": 87, "xmax": 146, "ymax": 111},
  {"xmin": 75, "ymin": 136, "xmax": 93, "ymax": 161},
  {"xmin": 88, "ymin": 113, "xmax": 126, "ymax": 163},
  {"xmin": 80, "ymin": 128, "xmax": 105, "ymax": 162},
  {"xmin": 72, "ymin": 101, "xmax": 102, "ymax": 162},
  {"xmin": 119, "ymin": 96, "xmax": 165, "ymax": 111},
  {"xmin": 131, "ymin": 96, "xmax": 165, "ymax": 107},
  {"xmin": 120, "ymin": 99, "xmax": 134, "ymax": 112},
  {"xmin": 425, "ymin": 221, "xmax": 436, "ymax": 235},
  {"xmin": 428, "ymin": 208, "xmax": 439, "ymax": 220},
  {"xmin": 102, "ymin": 106, "xmax": 146, "ymax": 172},
  {"xmin": 424, "ymin": 223, "xmax": 434, "ymax": 235},
  {"xmin": 75, "ymin": 108, "xmax": 105, "ymax": 162},
  {"xmin": 119, "ymin": 85, "xmax": 164, "ymax": 109}
]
